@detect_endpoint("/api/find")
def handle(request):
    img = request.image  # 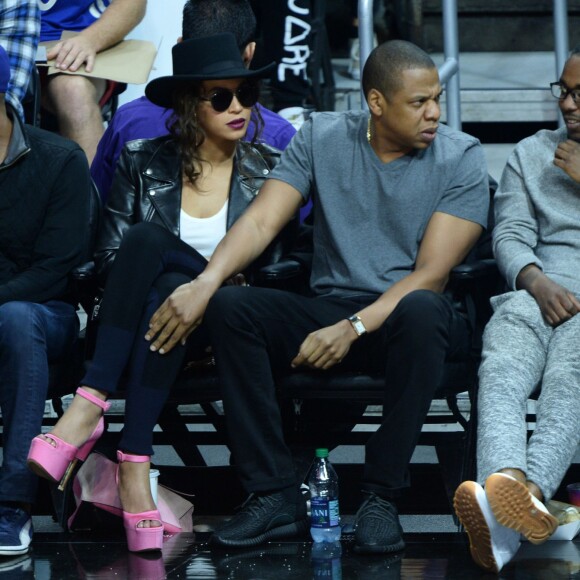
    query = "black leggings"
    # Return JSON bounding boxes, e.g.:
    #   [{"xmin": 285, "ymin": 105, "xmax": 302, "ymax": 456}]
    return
[{"xmin": 82, "ymin": 223, "xmax": 208, "ymax": 455}]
